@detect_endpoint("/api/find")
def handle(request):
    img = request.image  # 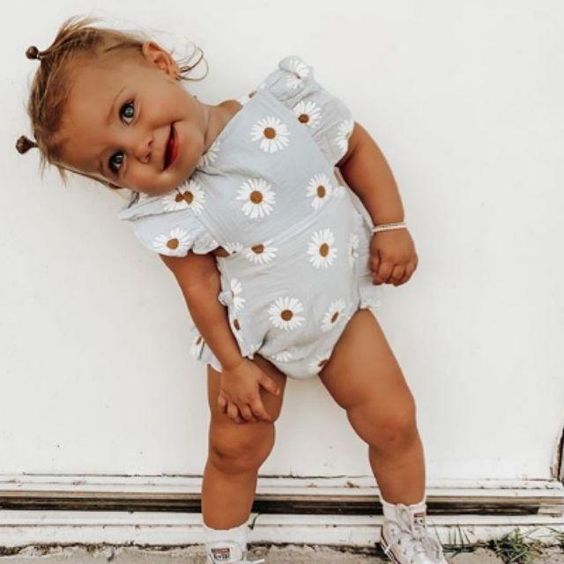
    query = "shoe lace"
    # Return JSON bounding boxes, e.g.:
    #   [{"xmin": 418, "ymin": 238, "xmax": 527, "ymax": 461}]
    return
[
  {"xmin": 207, "ymin": 553, "xmax": 264, "ymax": 564},
  {"xmin": 384, "ymin": 504, "xmax": 444, "ymax": 562}
]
